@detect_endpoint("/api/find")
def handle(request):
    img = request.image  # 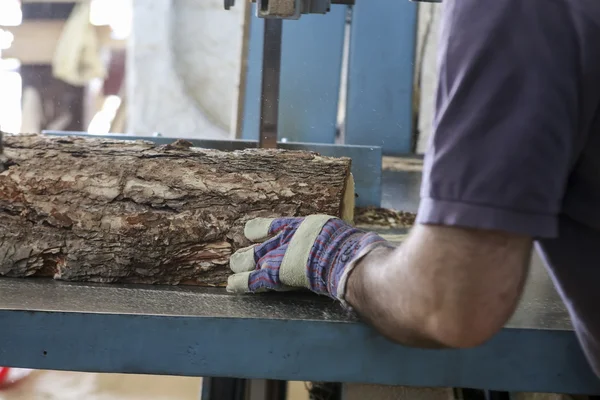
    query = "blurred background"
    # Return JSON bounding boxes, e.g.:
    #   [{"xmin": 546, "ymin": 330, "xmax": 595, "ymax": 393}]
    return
[
  {"xmin": 0, "ymin": 0, "xmax": 131, "ymax": 135},
  {"xmin": 0, "ymin": 0, "xmax": 249, "ymax": 141}
]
